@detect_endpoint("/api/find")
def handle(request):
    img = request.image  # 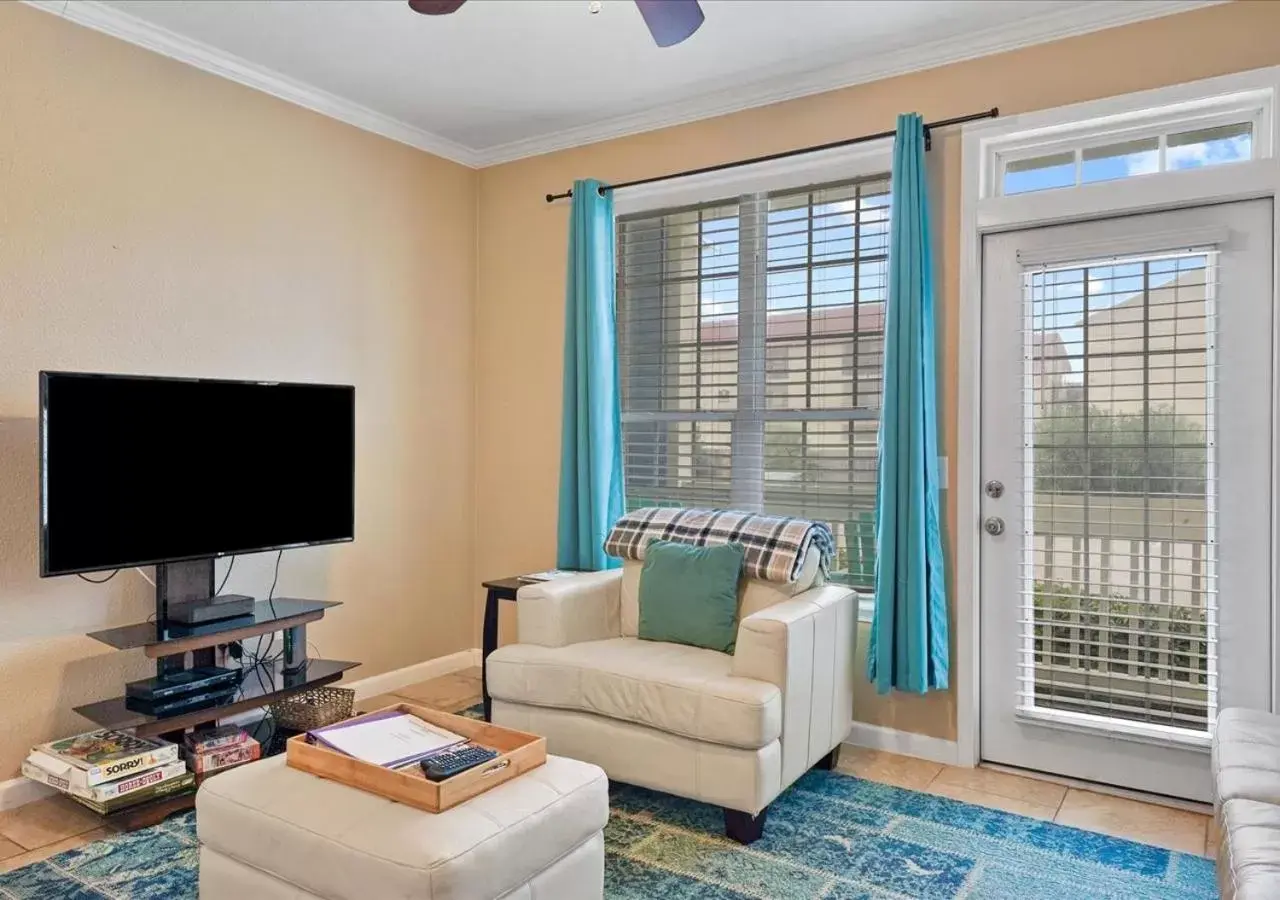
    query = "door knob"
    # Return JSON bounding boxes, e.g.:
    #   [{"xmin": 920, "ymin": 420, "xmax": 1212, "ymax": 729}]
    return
[{"xmin": 984, "ymin": 516, "xmax": 1005, "ymax": 536}]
